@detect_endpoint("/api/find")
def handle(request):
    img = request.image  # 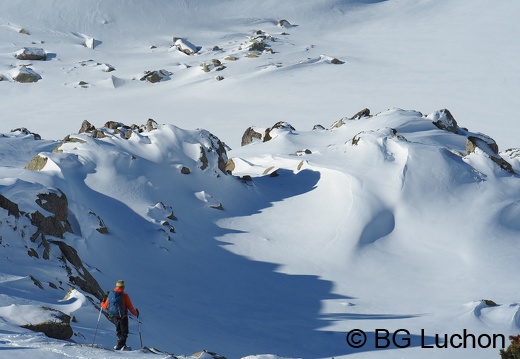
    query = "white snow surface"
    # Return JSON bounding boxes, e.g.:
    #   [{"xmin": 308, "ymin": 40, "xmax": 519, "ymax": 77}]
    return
[{"xmin": 1, "ymin": 1, "xmax": 520, "ymax": 358}]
